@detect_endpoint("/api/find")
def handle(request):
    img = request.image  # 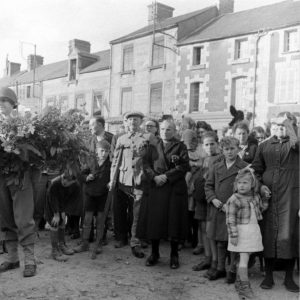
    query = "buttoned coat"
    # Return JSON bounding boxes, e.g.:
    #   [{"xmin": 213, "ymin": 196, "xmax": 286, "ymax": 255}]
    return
[
  {"xmin": 205, "ymin": 156, "xmax": 248, "ymax": 241},
  {"xmin": 137, "ymin": 138, "xmax": 190, "ymax": 240},
  {"xmin": 251, "ymin": 123, "xmax": 299, "ymax": 259},
  {"xmin": 110, "ymin": 131, "xmax": 151, "ymax": 188}
]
